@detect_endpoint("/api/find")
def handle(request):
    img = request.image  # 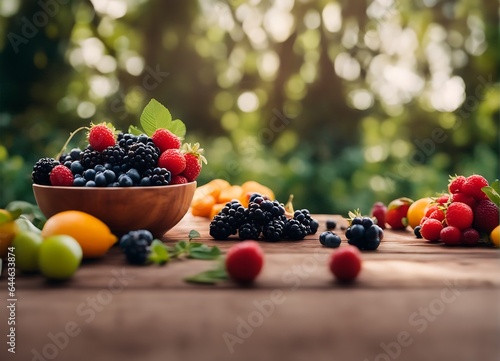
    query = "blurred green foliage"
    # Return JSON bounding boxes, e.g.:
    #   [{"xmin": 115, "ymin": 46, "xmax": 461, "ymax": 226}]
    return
[{"xmin": 0, "ymin": 0, "xmax": 498, "ymax": 214}]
